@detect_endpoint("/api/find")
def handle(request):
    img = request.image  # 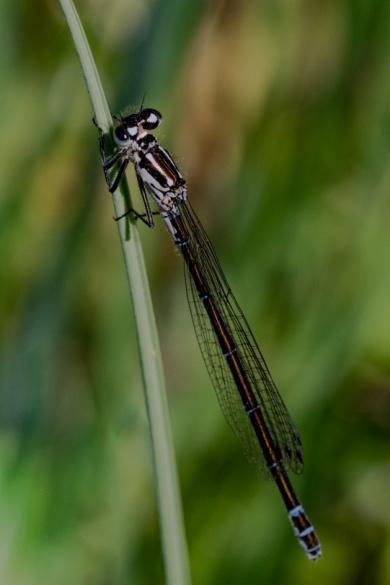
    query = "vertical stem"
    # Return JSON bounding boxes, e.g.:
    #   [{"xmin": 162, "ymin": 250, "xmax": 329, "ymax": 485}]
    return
[{"xmin": 58, "ymin": 1, "xmax": 191, "ymax": 583}]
